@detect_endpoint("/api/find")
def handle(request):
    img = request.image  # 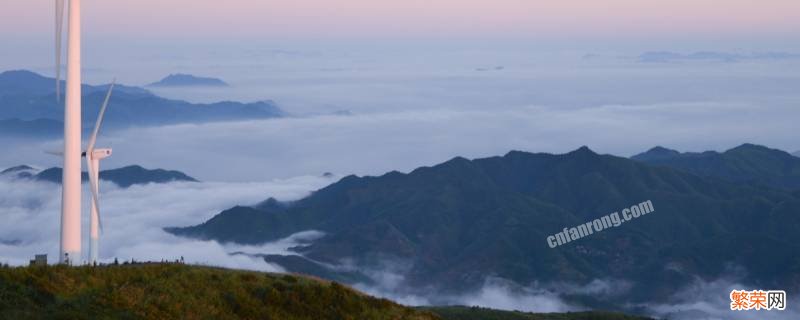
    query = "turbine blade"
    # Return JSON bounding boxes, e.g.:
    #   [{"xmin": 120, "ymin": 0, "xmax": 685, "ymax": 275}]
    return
[
  {"xmin": 55, "ymin": 0, "xmax": 65, "ymax": 102},
  {"xmin": 86, "ymin": 156, "xmax": 103, "ymax": 233},
  {"xmin": 44, "ymin": 150, "xmax": 64, "ymax": 156},
  {"xmin": 87, "ymin": 80, "xmax": 115, "ymax": 153}
]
